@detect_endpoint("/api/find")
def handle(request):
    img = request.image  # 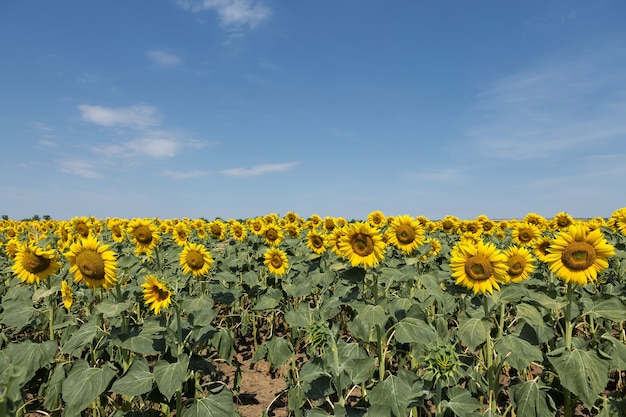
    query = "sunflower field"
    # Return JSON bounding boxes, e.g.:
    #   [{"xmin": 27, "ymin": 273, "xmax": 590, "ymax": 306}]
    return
[{"xmin": 1, "ymin": 209, "xmax": 626, "ymax": 417}]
